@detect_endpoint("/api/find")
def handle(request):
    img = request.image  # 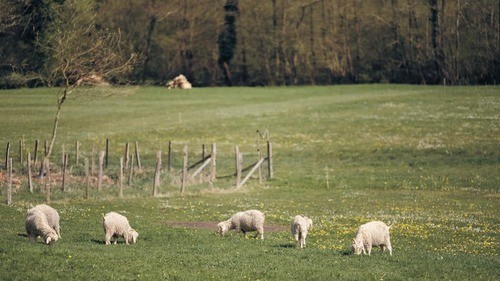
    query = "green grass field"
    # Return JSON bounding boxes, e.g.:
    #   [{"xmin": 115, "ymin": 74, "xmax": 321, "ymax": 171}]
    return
[{"xmin": 0, "ymin": 85, "xmax": 498, "ymax": 280}]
